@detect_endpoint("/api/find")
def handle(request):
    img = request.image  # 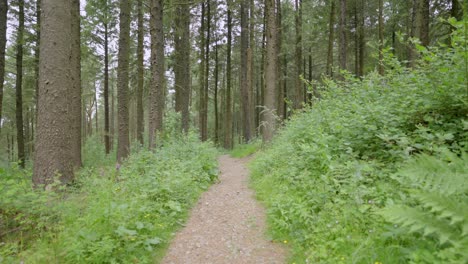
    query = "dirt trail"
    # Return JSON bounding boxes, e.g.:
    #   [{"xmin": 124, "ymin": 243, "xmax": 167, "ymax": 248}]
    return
[{"xmin": 162, "ymin": 155, "xmax": 287, "ymax": 264}]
